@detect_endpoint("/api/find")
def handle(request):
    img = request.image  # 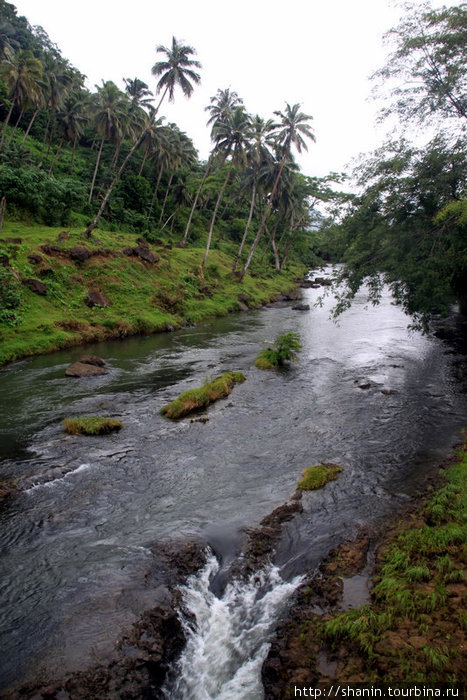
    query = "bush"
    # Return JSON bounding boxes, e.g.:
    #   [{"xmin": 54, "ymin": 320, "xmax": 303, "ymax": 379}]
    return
[
  {"xmin": 0, "ymin": 266, "xmax": 22, "ymax": 325},
  {"xmin": 255, "ymin": 332, "xmax": 302, "ymax": 369}
]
